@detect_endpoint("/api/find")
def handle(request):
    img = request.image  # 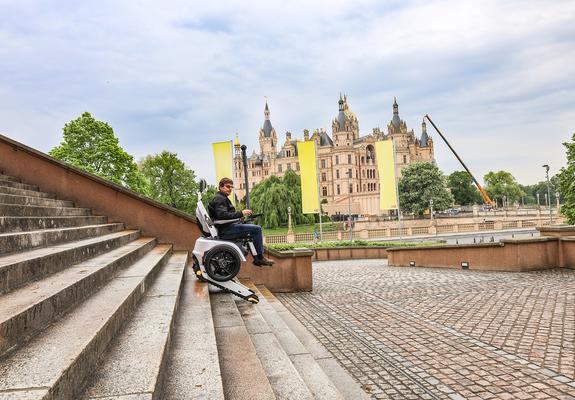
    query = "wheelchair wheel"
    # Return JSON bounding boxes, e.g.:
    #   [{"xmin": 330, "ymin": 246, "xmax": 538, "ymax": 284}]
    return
[{"xmin": 204, "ymin": 245, "xmax": 241, "ymax": 282}]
